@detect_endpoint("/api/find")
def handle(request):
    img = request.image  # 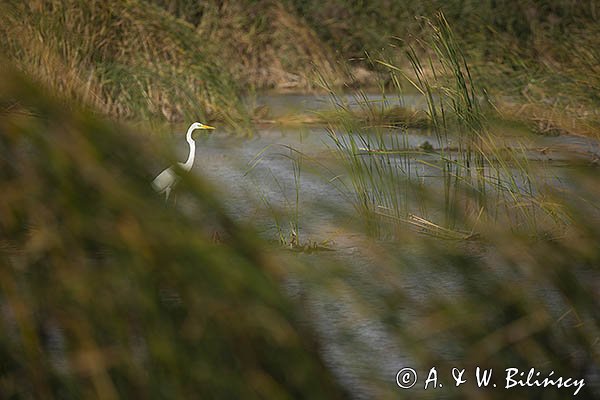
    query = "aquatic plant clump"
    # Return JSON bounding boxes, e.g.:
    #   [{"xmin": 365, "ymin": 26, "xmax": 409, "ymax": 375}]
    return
[{"xmin": 327, "ymin": 12, "xmax": 574, "ymax": 238}]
